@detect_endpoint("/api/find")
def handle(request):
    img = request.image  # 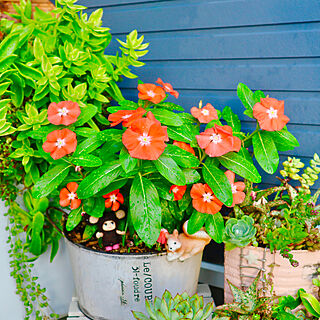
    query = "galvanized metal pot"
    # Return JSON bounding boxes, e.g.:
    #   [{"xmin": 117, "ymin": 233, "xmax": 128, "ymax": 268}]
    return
[
  {"xmin": 65, "ymin": 237, "xmax": 202, "ymax": 320},
  {"xmin": 224, "ymin": 246, "xmax": 320, "ymax": 303}
]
